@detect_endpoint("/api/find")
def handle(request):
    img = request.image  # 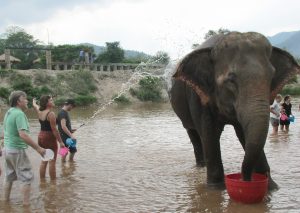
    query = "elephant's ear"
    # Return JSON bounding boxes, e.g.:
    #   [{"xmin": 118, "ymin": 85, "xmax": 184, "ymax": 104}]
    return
[
  {"xmin": 270, "ymin": 47, "xmax": 300, "ymax": 102},
  {"xmin": 173, "ymin": 48, "xmax": 214, "ymax": 105}
]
